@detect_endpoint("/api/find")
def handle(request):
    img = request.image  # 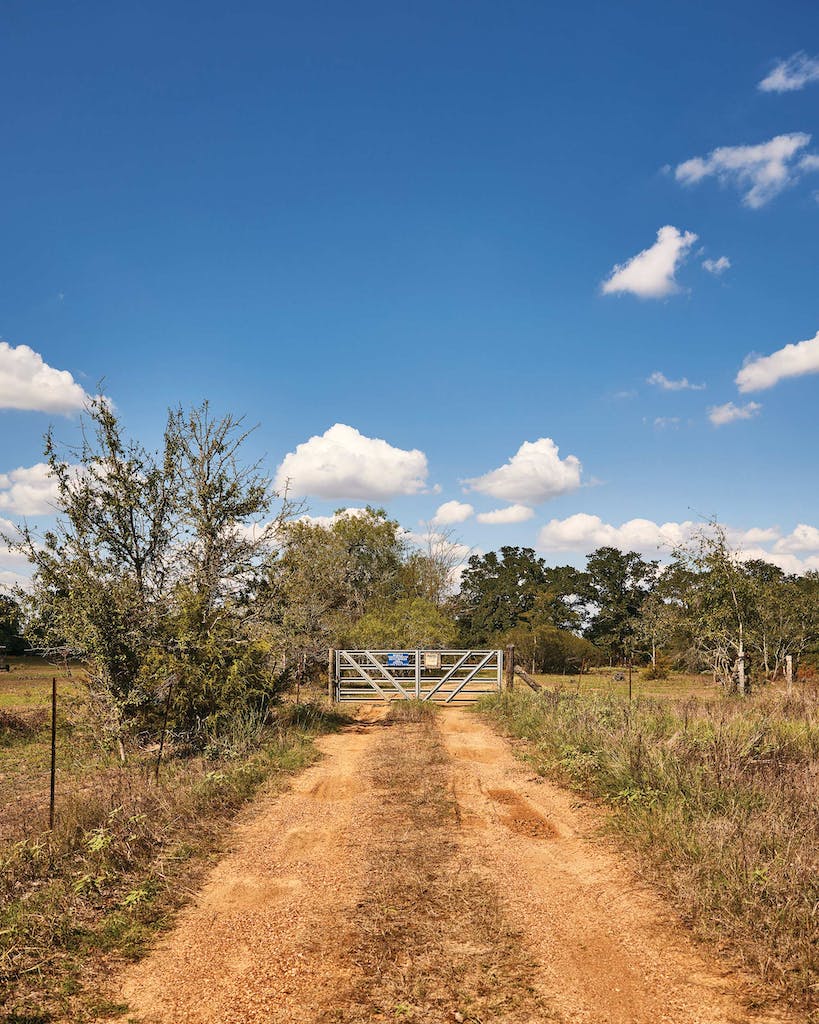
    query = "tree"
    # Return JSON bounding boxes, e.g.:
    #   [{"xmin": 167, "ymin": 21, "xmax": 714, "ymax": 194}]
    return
[
  {"xmin": 500, "ymin": 622, "xmax": 602, "ymax": 674},
  {"xmin": 8, "ymin": 397, "xmax": 179, "ymax": 755},
  {"xmin": 673, "ymin": 523, "xmax": 757, "ymax": 694},
  {"xmin": 459, "ymin": 547, "xmax": 547, "ymax": 643},
  {"xmin": 583, "ymin": 547, "xmax": 657, "ymax": 663},
  {"xmin": 0, "ymin": 595, "xmax": 25, "ymax": 654},
  {"xmin": 169, "ymin": 402, "xmax": 283, "ymax": 618},
  {"xmin": 265, "ymin": 507, "xmax": 408, "ymax": 676},
  {"xmin": 347, "ymin": 597, "xmax": 457, "ymax": 649}
]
